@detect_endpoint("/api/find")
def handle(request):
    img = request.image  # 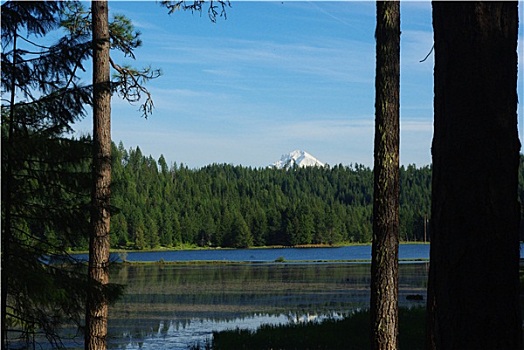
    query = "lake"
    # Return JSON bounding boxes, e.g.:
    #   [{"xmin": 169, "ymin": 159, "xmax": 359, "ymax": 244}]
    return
[
  {"xmin": 60, "ymin": 244, "xmax": 522, "ymax": 349},
  {"xmin": 77, "ymin": 243, "xmax": 524, "ymax": 264},
  {"xmin": 76, "ymin": 243, "xmax": 432, "ymax": 263},
  {"xmin": 104, "ymin": 262, "xmax": 429, "ymax": 350}
]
